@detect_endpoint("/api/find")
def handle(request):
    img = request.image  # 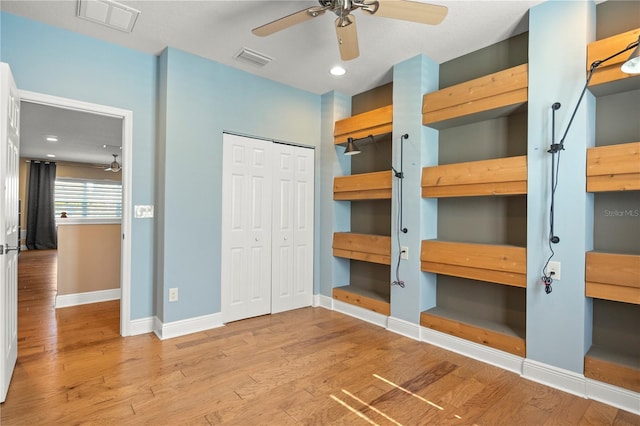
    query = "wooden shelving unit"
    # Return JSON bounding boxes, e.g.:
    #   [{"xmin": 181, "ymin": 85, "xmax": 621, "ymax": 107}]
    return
[
  {"xmin": 421, "ymin": 307, "xmax": 525, "ymax": 357},
  {"xmin": 332, "ymin": 101, "xmax": 394, "ymax": 316},
  {"xmin": 586, "ymin": 251, "xmax": 640, "ymax": 305},
  {"xmin": 587, "ymin": 28, "xmax": 640, "ymax": 93},
  {"xmin": 420, "ymin": 58, "xmax": 529, "ymax": 357},
  {"xmin": 584, "ymin": 27, "xmax": 640, "ymax": 394},
  {"xmin": 334, "ymin": 105, "xmax": 393, "ymax": 144},
  {"xmin": 333, "ymin": 232, "xmax": 391, "ymax": 265},
  {"xmin": 584, "ymin": 346, "xmax": 640, "ymax": 393},
  {"xmin": 421, "ymin": 156, "xmax": 527, "ymax": 198},
  {"xmin": 334, "ymin": 170, "xmax": 393, "ymax": 200},
  {"xmin": 586, "ymin": 142, "xmax": 640, "ymax": 192},
  {"xmin": 422, "ymin": 64, "xmax": 528, "ymax": 129},
  {"xmin": 421, "ymin": 240, "xmax": 526, "ymax": 288},
  {"xmin": 332, "ymin": 285, "xmax": 390, "ymax": 316}
]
